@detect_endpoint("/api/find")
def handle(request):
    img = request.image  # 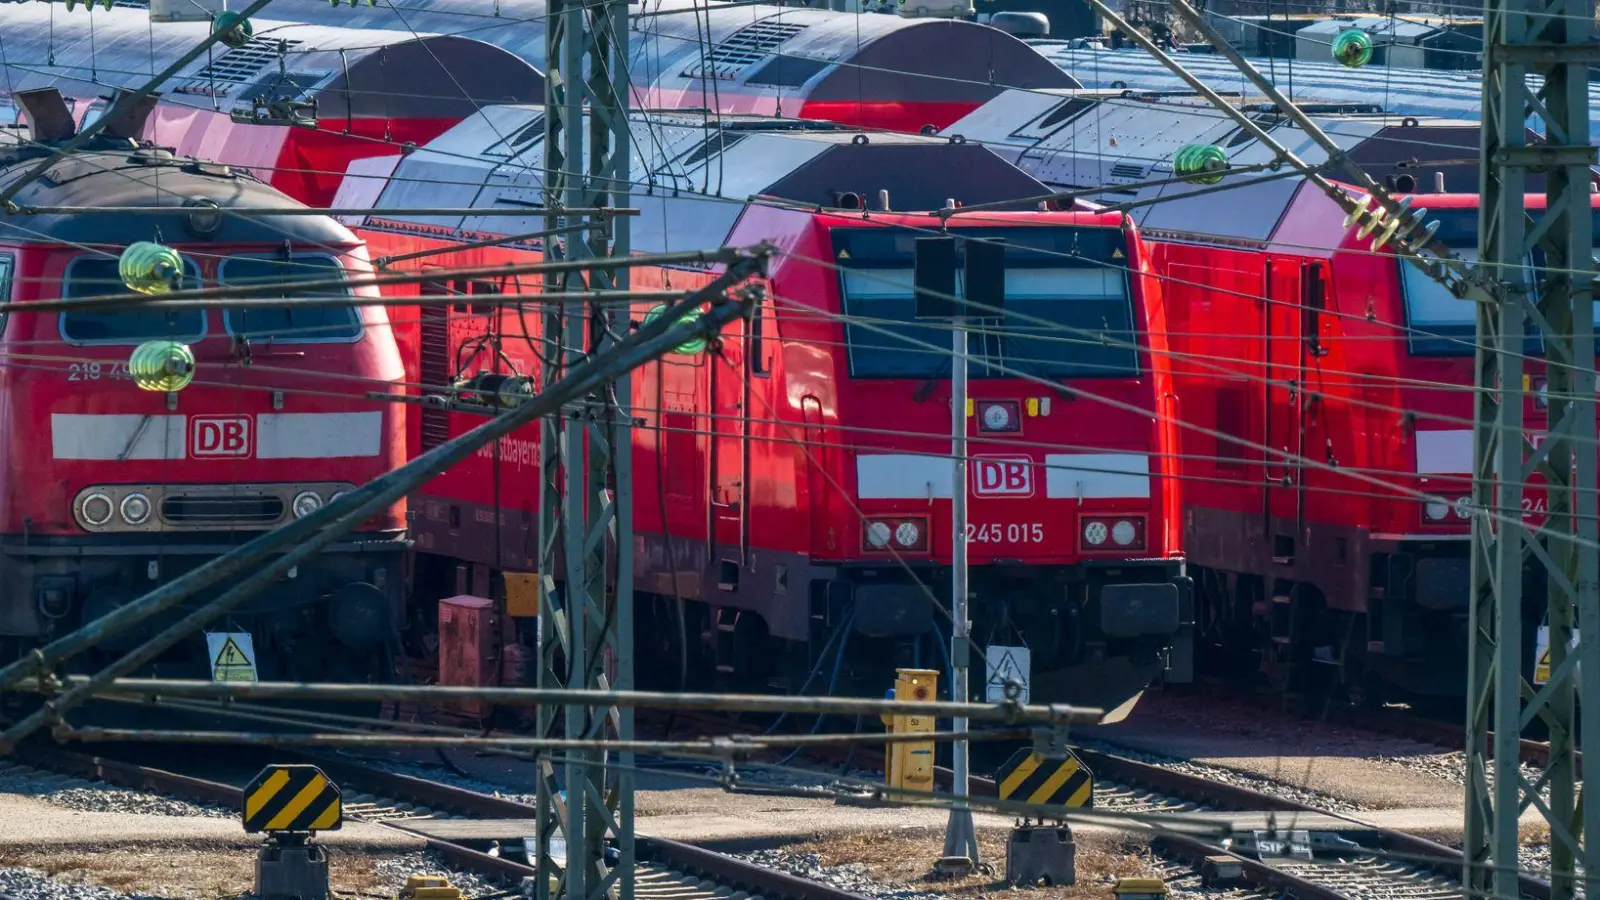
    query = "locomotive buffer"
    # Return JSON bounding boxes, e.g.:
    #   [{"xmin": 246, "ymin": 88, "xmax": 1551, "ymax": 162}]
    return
[{"xmin": 243, "ymin": 764, "xmax": 343, "ymax": 900}]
